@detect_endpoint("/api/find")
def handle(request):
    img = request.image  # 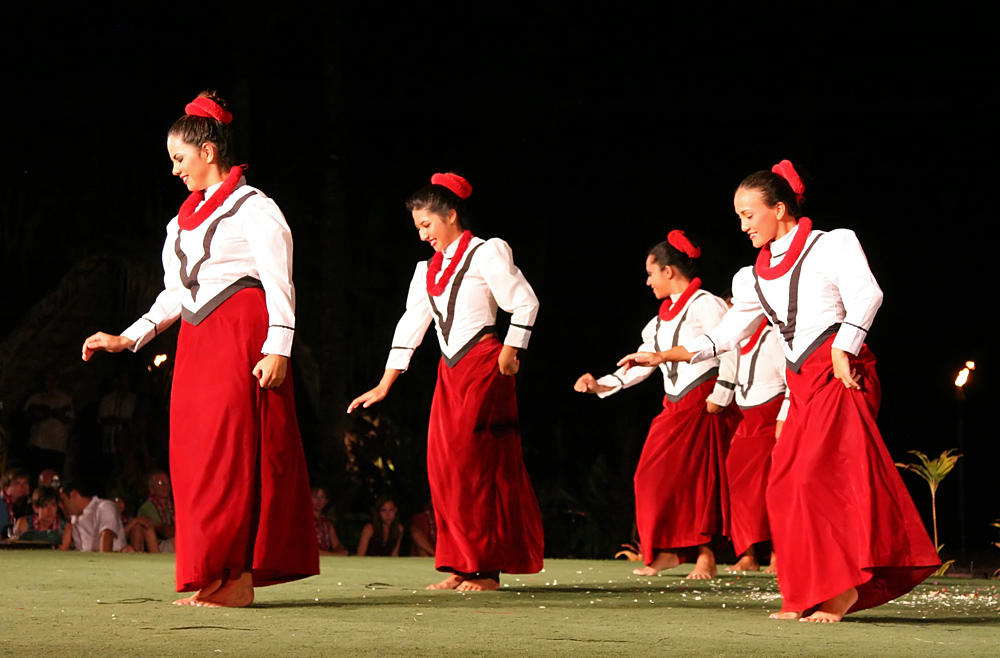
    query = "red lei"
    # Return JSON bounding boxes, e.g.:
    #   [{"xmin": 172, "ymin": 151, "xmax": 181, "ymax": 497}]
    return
[
  {"xmin": 740, "ymin": 318, "xmax": 769, "ymax": 355},
  {"xmin": 177, "ymin": 165, "xmax": 244, "ymax": 231},
  {"xmin": 658, "ymin": 277, "xmax": 701, "ymax": 321},
  {"xmin": 426, "ymin": 230, "xmax": 473, "ymax": 296},
  {"xmin": 754, "ymin": 217, "xmax": 813, "ymax": 280}
]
